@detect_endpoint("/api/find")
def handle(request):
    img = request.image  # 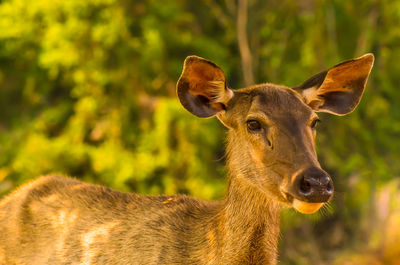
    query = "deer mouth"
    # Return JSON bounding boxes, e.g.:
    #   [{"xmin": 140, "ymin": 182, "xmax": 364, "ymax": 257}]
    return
[
  {"xmin": 281, "ymin": 191, "xmax": 325, "ymax": 214},
  {"xmin": 292, "ymin": 199, "xmax": 324, "ymax": 214}
]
